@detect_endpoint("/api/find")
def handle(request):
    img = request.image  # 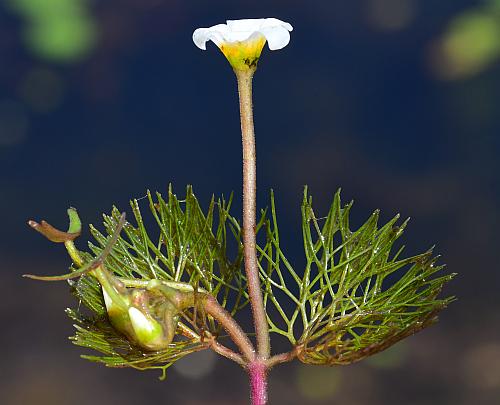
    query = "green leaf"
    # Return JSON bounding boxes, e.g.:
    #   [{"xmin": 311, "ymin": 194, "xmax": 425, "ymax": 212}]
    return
[
  {"xmin": 259, "ymin": 187, "xmax": 455, "ymax": 365},
  {"xmin": 66, "ymin": 186, "xmax": 247, "ymax": 376},
  {"xmin": 67, "ymin": 308, "xmax": 207, "ymax": 379}
]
